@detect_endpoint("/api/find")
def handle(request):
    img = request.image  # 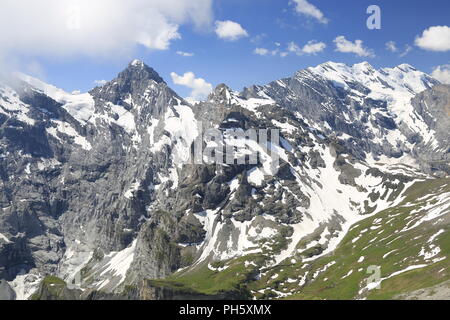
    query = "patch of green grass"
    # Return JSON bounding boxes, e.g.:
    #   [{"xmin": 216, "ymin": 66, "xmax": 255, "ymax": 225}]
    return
[
  {"xmin": 42, "ymin": 276, "xmax": 66, "ymax": 286},
  {"xmin": 147, "ymin": 254, "xmax": 261, "ymax": 297},
  {"xmin": 367, "ymin": 259, "xmax": 449, "ymax": 300},
  {"xmin": 31, "ymin": 276, "xmax": 68, "ymax": 300}
]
